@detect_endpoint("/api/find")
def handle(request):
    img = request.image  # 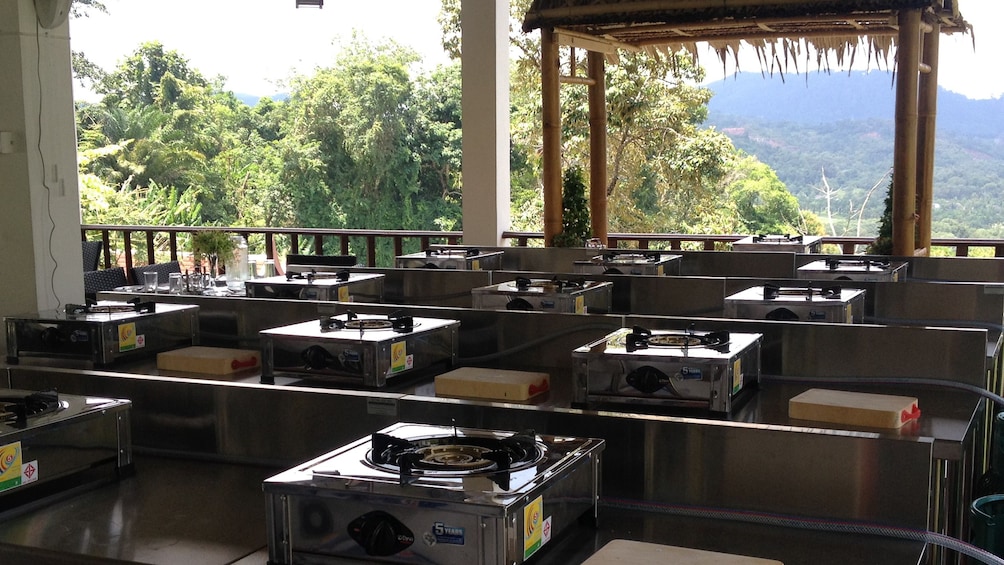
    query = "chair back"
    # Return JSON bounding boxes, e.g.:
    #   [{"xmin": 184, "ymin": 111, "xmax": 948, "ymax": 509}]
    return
[
  {"xmin": 82, "ymin": 241, "xmax": 102, "ymax": 271},
  {"xmin": 83, "ymin": 267, "xmax": 127, "ymax": 300},
  {"xmin": 130, "ymin": 261, "xmax": 182, "ymax": 285}
]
